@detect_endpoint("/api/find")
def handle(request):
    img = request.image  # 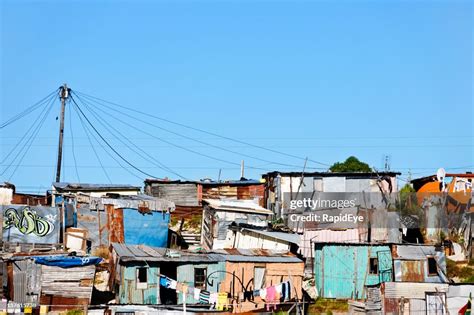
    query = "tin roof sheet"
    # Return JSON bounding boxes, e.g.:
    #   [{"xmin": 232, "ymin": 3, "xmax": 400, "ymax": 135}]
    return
[
  {"xmin": 203, "ymin": 199, "xmax": 272, "ymax": 214},
  {"xmin": 241, "ymin": 228, "xmax": 300, "ymax": 244},
  {"xmin": 53, "ymin": 182, "xmax": 140, "ymax": 192}
]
